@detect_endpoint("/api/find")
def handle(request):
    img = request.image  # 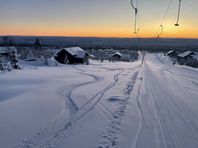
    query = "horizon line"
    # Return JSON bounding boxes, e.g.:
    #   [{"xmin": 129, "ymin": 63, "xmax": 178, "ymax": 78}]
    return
[{"xmin": 0, "ymin": 34, "xmax": 198, "ymax": 40}]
